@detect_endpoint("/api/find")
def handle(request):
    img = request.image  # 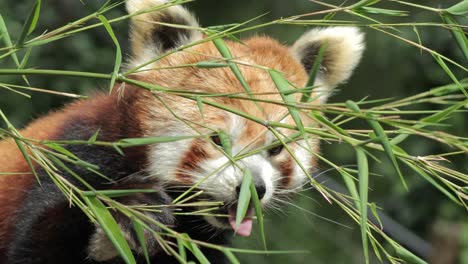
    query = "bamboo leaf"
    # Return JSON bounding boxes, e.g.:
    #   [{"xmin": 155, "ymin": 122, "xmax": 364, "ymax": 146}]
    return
[
  {"xmin": 131, "ymin": 218, "xmax": 150, "ymax": 264},
  {"xmin": 223, "ymin": 249, "xmax": 240, "ymax": 264},
  {"xmin": 441, "ymin": 14, "xmax": 468, "ymax": 60},
  {"xmin": 177, "ymin": 237, "xmax": 187, "ymax": 261},
  {"xmin": 188, "ymin": 241, "xmax": 210, "ymax": 264},
  {"xmin": 356, "ymin": 147, "xmax": 369, "ymax": 264},
  {"xmin": 236, "ymin": 169, "xmax": 252, "ymax": 230},
  {"xmin": 195, "ymin": 61, "xmax": 229, "ymax": 68},
  {"xmin": 346, "ymin": 100, "xmax": 407, "ymax": 189},
  {"xmin": 395, "ymin": 245, "xmax": 427, "ymax": 264},
  {"xmin": 360, "ymin": 7, "xmax": 407, "ymax": 16},
  {"xmin": 45, "ymin": 143, "xmax": 79, "ymax": 159},
  {"xmin": 432, "ymin": 54, "xmax": 467, "ymax": 97},
  {"xmin": 269, "ymin": 70, "xmax": 305, "ymax": 134},
  {"xmin": 301, "ymin": 44, "xmax": 327, "ymax": 102},
  {"xmin": 118, "ymin": 135, "xmax": 196, "ymax": 147},
  {"xmin": 250, "ymin": 175, "xmax": 266, "ymax": 249},
  {"xmin": 16, "ymin": 0, "xmax": 41, "ymax": 47},
  {"xmin": 97, "ymin": 15, "xmax": 122, "ymax": 93},
  {"xmin": 83, "ymin": 196, "xmax": 136, "ymax": 264},
  {"xmin": 88, "ymin": 128, "xmax": 101, "ymax": 143},
  {"xmin": 446, "ymin": 0, "xmax": 468, "ymax": 15},
  {"xmin": 82, "ymin": 189, "xmax": 157, "ymax": 198},
  {"xmin": 0, "ymin": 15, "xmax": 20, "ymax": 65},
  {"xmin": 350, "ymin": 0, "xmax": 381, "ymax": 9},
  {"xmin": 212, "ymin": 38, "xmax": 252, "ymax": 94},
  {"xmin": 218, "ymin": 130, "xmax": 232, "ymax": 157}
]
